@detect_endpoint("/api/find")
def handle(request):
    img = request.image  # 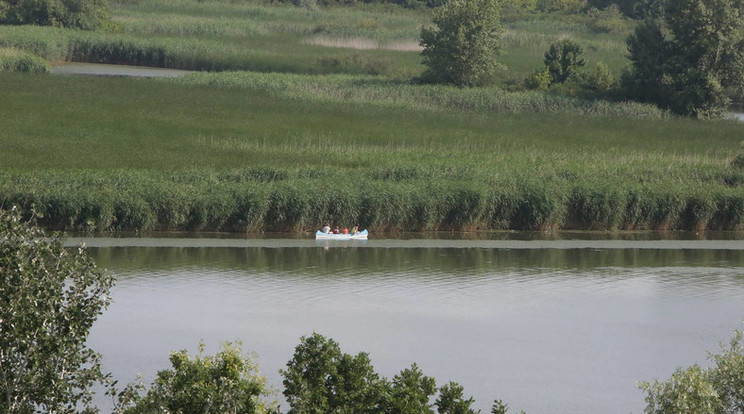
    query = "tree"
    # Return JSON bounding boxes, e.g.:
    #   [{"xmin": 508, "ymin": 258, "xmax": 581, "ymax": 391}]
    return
[
  {"xmin": 624, "ymin": 0, "xmax": 744, "ymax": 118},
  {"xmin": 281, "ymin": 332, "xmax": 388, "ymax": 414},
  {"xmin": 622, "ymin": 19, "xmax": 669, "ymax": 105},
  {"xmin": 419, "ymin": 0, "xmax": 504, "ymax": 87},
  {"xmin": 0, "ymin": 0, "xmax": 112, "ymax": 30},
  {"xmin": 0, "ymin": 207, "xmax": 115, "ymax": 414},
  {"xmin": 387, "ymin": 363, "xmax": 437, "ymax": 414},
  {"xmin": 544, "ymin": 39, "xmax": 586, "ymax": 84},
  {"xmin": 435, "ymin": 382, "xmax": 480, "ymax": 414},
  {"xmin": 639, "ymin": 365, "xmax": 722, "ymax": 414},
  {"xmin": 638, "ymin": 328, "xmax": 744, "ymax": 414},
  {"xmin": 115, "ymin": 342, "xmax": 276, "ymax": 414}
]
